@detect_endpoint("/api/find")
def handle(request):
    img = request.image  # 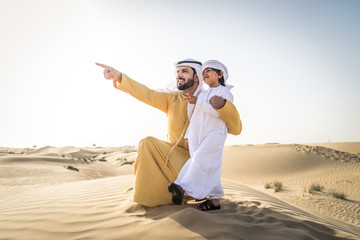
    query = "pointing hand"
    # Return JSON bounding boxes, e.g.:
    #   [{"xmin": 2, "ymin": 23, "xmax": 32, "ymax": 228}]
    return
[{"xmin": 95, "ymin": 63, "xmax": 122, "ymax": 83}]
